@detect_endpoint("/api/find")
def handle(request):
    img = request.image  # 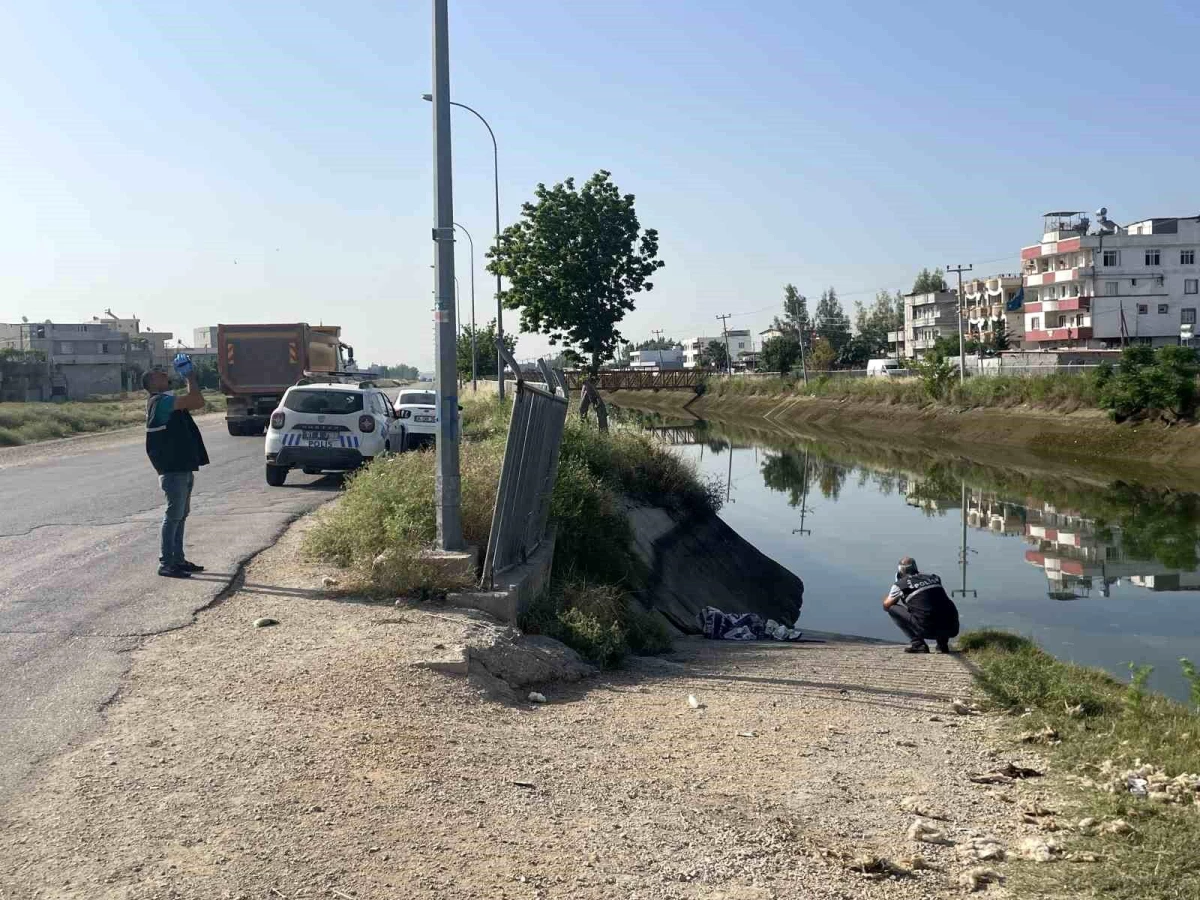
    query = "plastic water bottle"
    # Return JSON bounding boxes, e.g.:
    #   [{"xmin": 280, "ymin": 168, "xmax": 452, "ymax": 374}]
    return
[{"xmin": 172, "ymin": 352, "xmax": 194, "ymax": 377}]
